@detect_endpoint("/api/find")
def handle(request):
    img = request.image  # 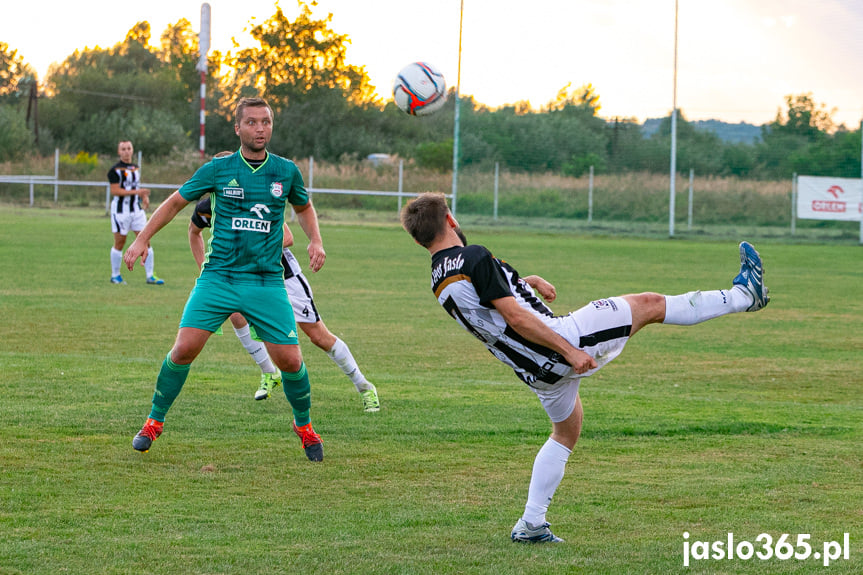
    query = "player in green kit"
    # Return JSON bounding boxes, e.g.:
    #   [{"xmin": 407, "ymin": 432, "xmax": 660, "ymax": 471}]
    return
[{"xmin": 123, "ymin": 97, "xmax": 328, "ymax": 461}]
